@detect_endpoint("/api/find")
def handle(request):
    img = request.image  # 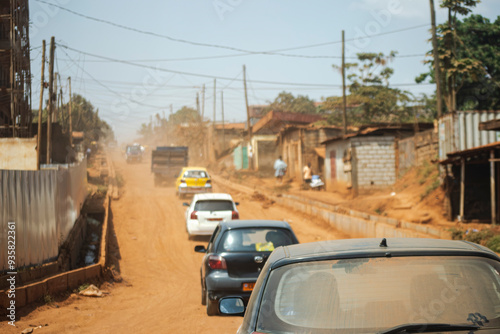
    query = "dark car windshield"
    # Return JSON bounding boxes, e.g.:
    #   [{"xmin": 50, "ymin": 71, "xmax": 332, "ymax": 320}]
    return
[
  {"xmin": 183, "ymin": 170, "xmax": 208, "ymax": 178},
  {"xmin": 127, "ymin": 146, "xmax": 141, "ymax": 153},
  {"xmin": 256, "ymin": 256, "xmax": 500, "ymax": 333},
  {"xmin": 217, "ymin": 228, "xmax": 293, "ymax": 252},
  {"xmin": 194, "ymin": 200, "xmax": 233, "ymax": 211}
]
